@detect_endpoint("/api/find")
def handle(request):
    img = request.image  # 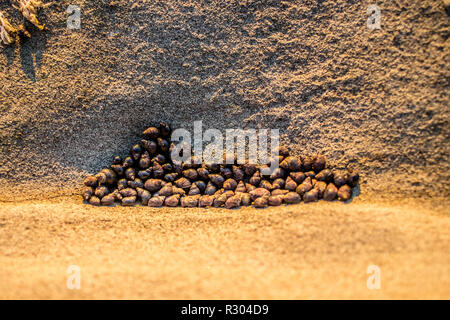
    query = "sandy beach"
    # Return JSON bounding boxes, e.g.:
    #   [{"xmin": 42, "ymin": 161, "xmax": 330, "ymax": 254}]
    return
[{"xmin": 0, "ymin": 0, "xmax": 449, "ymax": 299}]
